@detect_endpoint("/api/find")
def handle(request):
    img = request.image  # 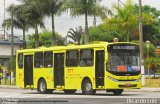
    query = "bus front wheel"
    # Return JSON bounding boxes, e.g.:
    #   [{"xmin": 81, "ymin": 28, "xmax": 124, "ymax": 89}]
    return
[
  {"xmin": 112, "ymin": 89, "xmax": 123, "ymax": 95},
  {"xmin": 82, "ymin": 79, "xmax": 96, "ymax": 95}
]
